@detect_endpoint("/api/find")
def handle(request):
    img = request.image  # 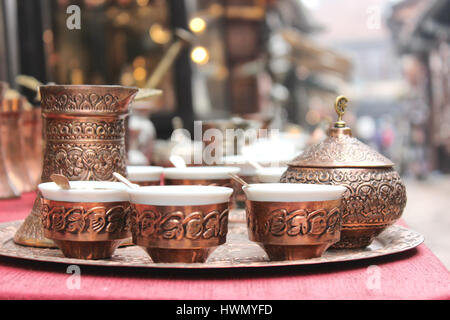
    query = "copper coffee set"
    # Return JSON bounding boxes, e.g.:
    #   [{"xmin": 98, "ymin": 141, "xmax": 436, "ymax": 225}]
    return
[{"xmin": 4, "ymin": 84, "xmax": 406, "ymax": 264}]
